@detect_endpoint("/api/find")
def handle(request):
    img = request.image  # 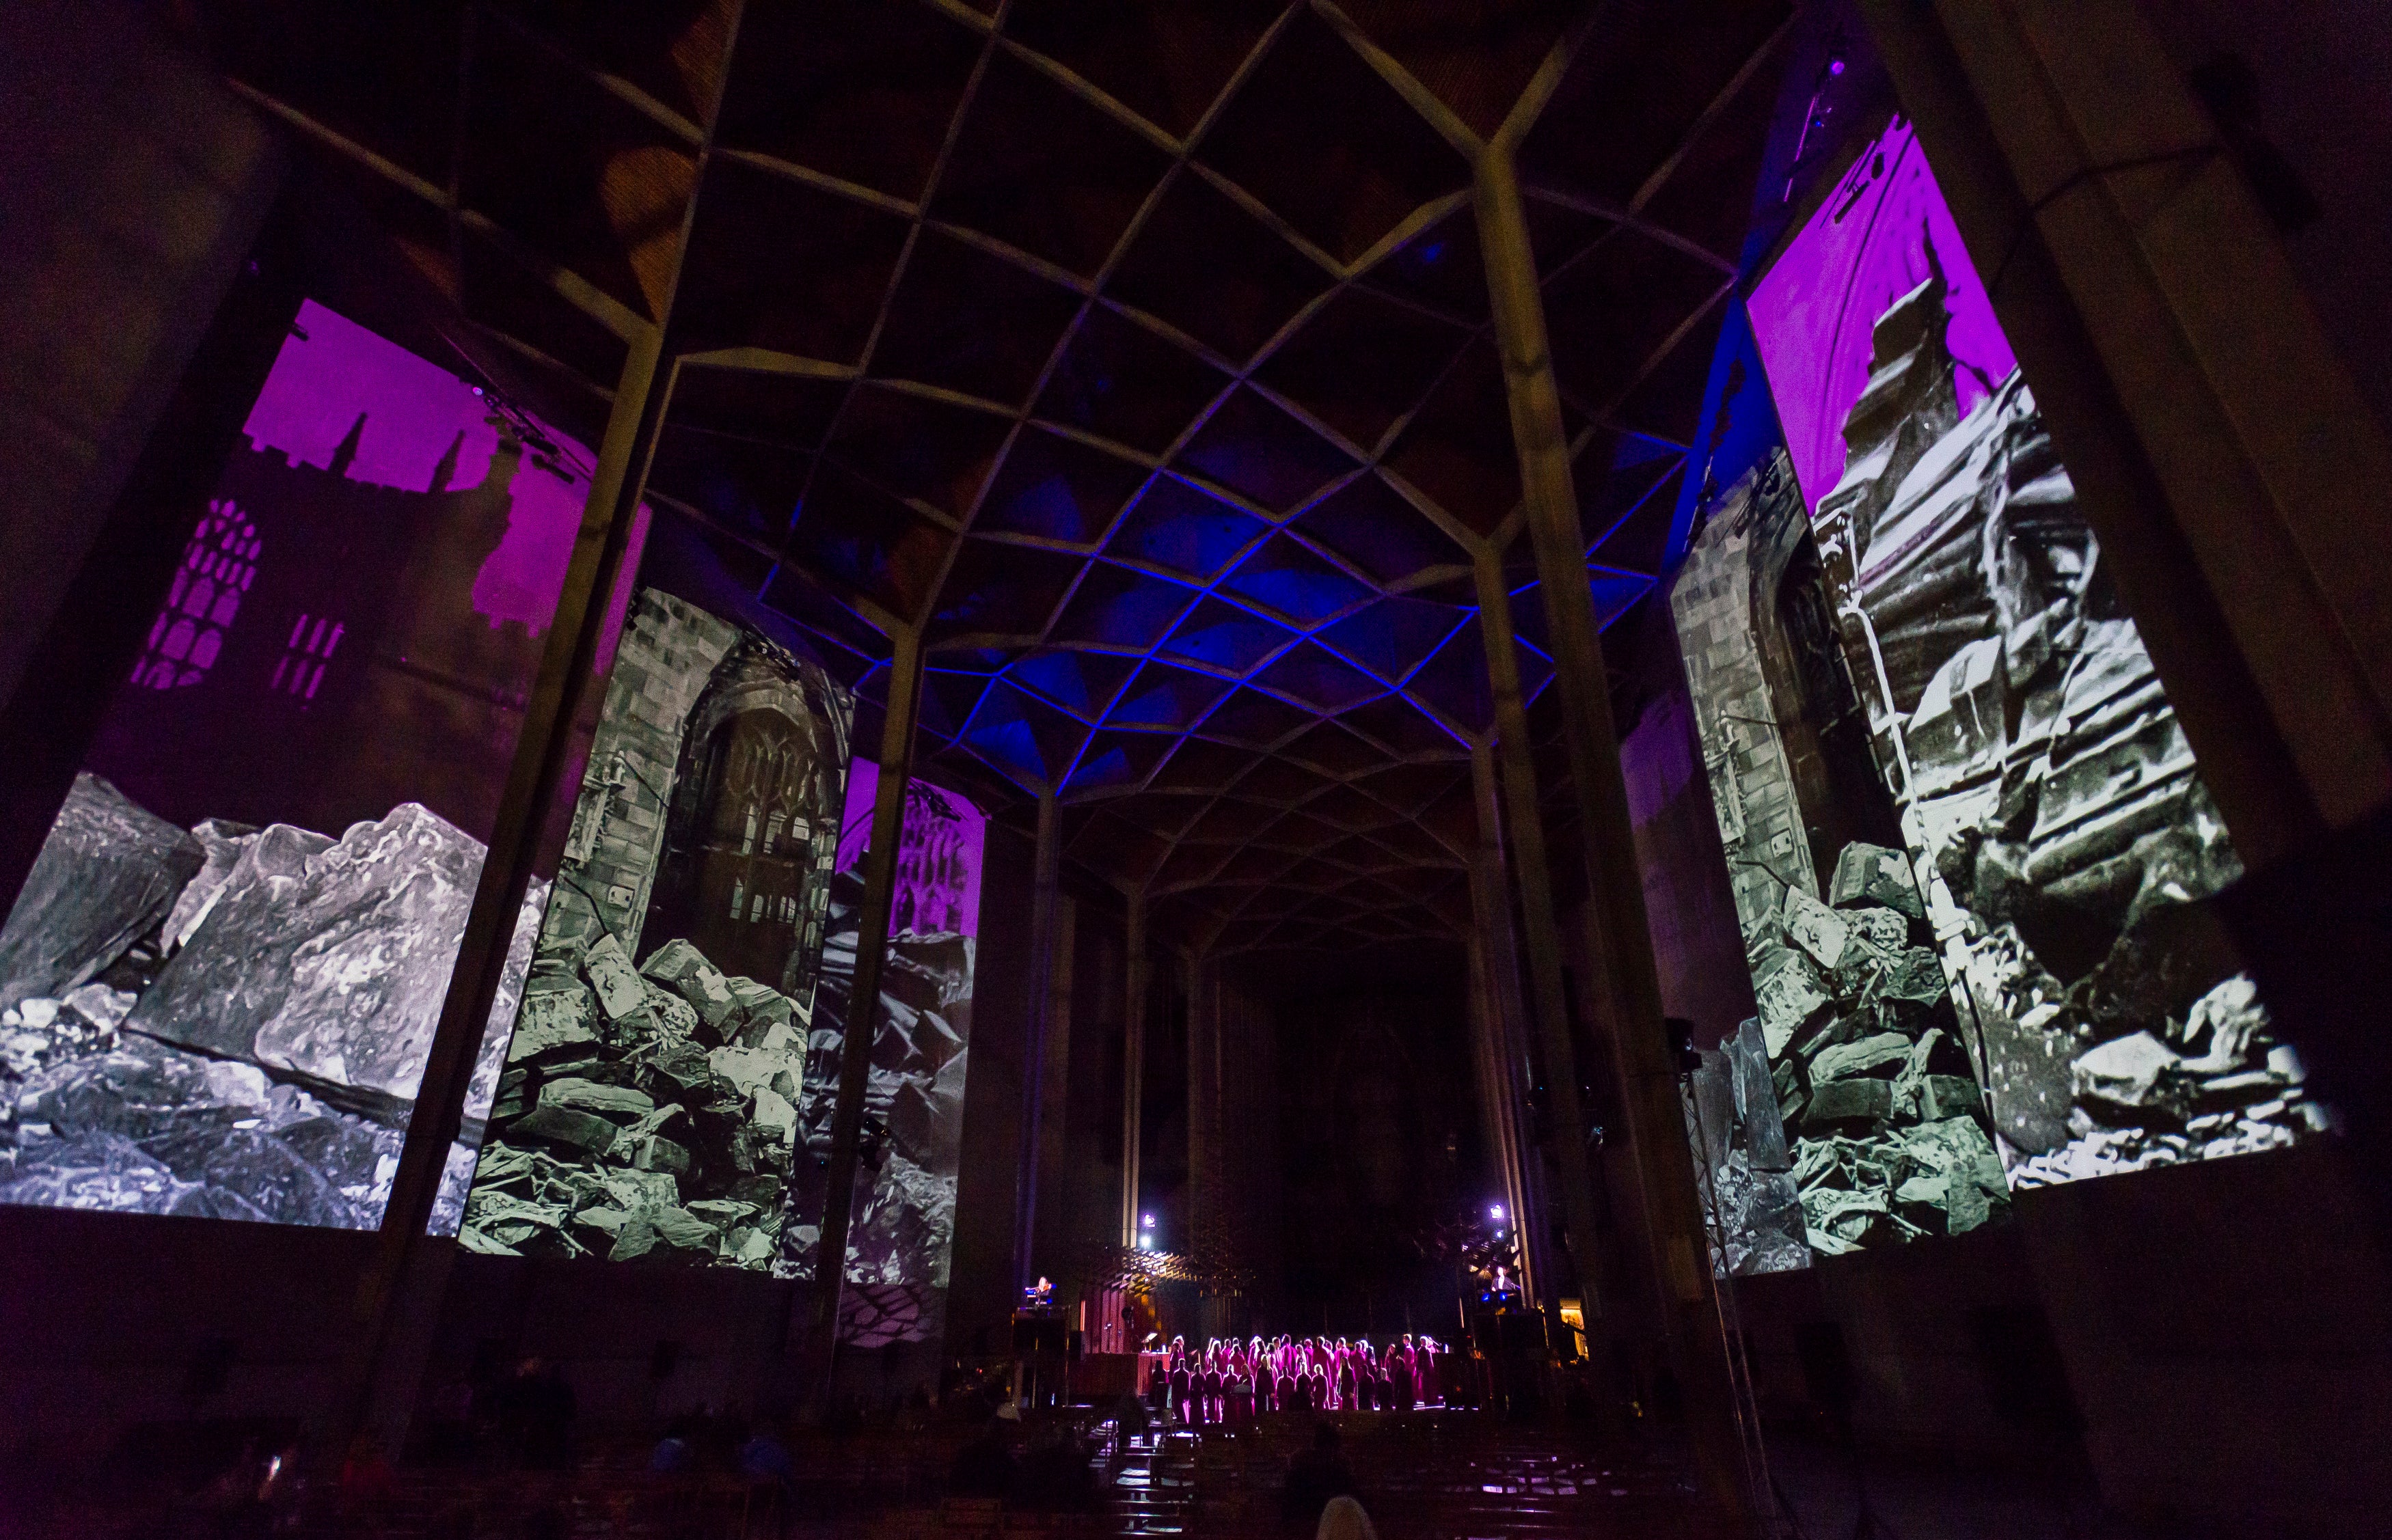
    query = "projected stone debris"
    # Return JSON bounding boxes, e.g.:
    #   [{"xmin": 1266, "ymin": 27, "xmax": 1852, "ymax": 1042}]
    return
[
  {"xmin": 457, "ymin": 588, "xmax": 857, "ymax": 1271},
  {"xmin": 776, "ymin": 835, "xmax": 973, "ymax": 1297},
  {"xmin": 0, "ymin": 774, "xmax": 536, "ymax": 1230},
  {"xmin": 457, "ymin": 931, "xmax": 810, "ymax": 1267},
  {"xmin": 1817, "ymin": 275, "xmax": 2315, "ymax": 1190}
]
